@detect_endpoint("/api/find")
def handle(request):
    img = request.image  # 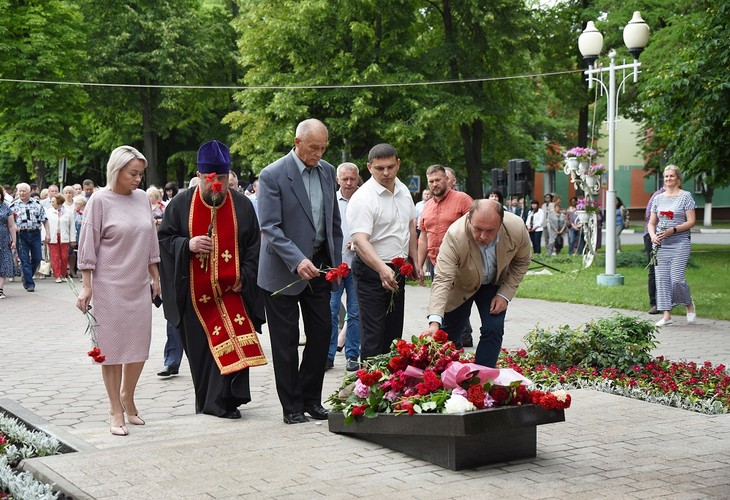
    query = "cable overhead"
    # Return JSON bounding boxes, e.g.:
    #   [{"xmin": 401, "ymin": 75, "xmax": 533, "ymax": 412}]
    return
[{"xmin": 0, "ymin": 69, "xmax": 582, "ymax": 90}]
